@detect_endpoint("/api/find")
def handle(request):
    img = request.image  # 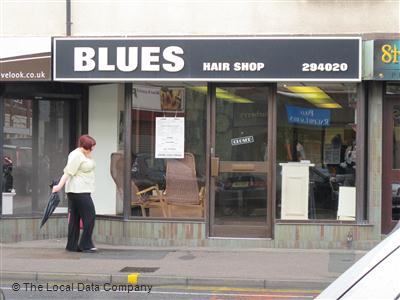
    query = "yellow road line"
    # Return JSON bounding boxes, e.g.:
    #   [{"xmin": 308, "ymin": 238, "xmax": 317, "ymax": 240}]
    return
[{"xmin": 158, "ymin": 285, "xmax": 321, "ymax": 294}]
